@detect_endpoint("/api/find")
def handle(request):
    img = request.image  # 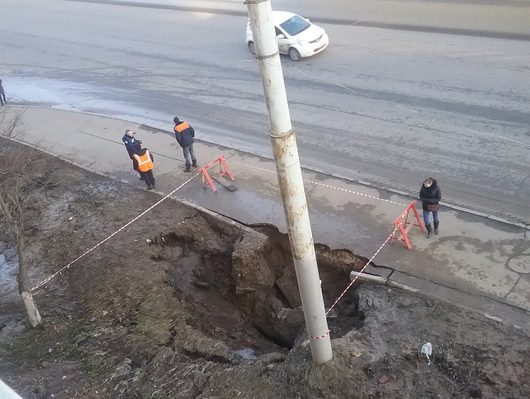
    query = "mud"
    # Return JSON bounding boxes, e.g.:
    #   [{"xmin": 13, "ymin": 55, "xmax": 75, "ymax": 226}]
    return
[{"xmin": 0, "ymin": 139, "xmax": 529, "ymax": 399}]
